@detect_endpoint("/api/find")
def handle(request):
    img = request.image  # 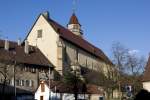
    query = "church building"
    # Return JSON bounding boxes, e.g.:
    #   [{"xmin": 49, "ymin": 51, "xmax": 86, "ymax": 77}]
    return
[{"xmin": 0, "ymin": 11, "xmax": 114, "ymax": 99}]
